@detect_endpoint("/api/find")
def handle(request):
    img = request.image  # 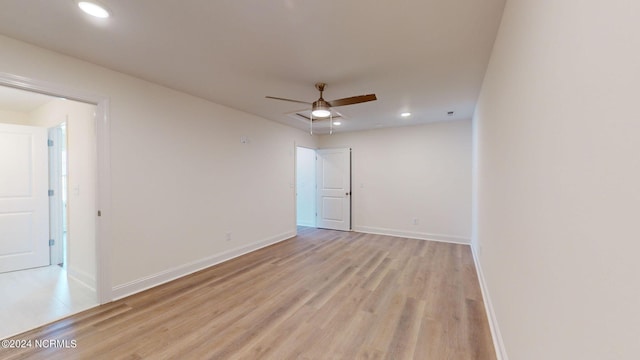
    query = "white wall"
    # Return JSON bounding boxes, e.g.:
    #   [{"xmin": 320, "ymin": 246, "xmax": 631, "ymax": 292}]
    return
[
  {"xmin": 0, "ymin": 35, "xmax": 318, "ymax": 298},
  {"xmin": 0, "ymin": 109, "xmax": 28, "ymax": 125},
  {"xmin": 296, "ymin": 146, "xmax": 316, "ymax": 227},
  {"xmin": 28, "ymin": 99, "xmax": 97, "ymax": 290},
  {"xmin": 473, "ymin": 0, "xmax": 640, "ymax": 359},
  {"xmin": 319, "ymin": 120, "xmax": 472, "ymax": 243}
]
